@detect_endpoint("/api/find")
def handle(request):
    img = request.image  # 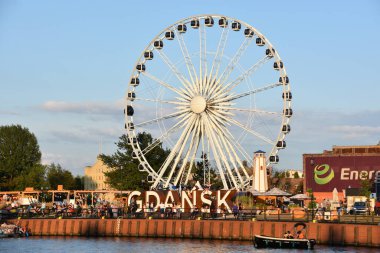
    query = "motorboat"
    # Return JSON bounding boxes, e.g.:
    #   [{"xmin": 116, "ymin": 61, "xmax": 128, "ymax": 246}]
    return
[{"xmin": 253, "ymin": 222, "xmax": 316, "ymax": 249}]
